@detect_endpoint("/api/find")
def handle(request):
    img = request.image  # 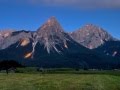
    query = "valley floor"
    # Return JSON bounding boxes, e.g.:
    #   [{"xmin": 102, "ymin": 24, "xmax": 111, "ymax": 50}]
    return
[{"xmin": 0, "ymin": 73, "xmax": 120, "ymax": 90}]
